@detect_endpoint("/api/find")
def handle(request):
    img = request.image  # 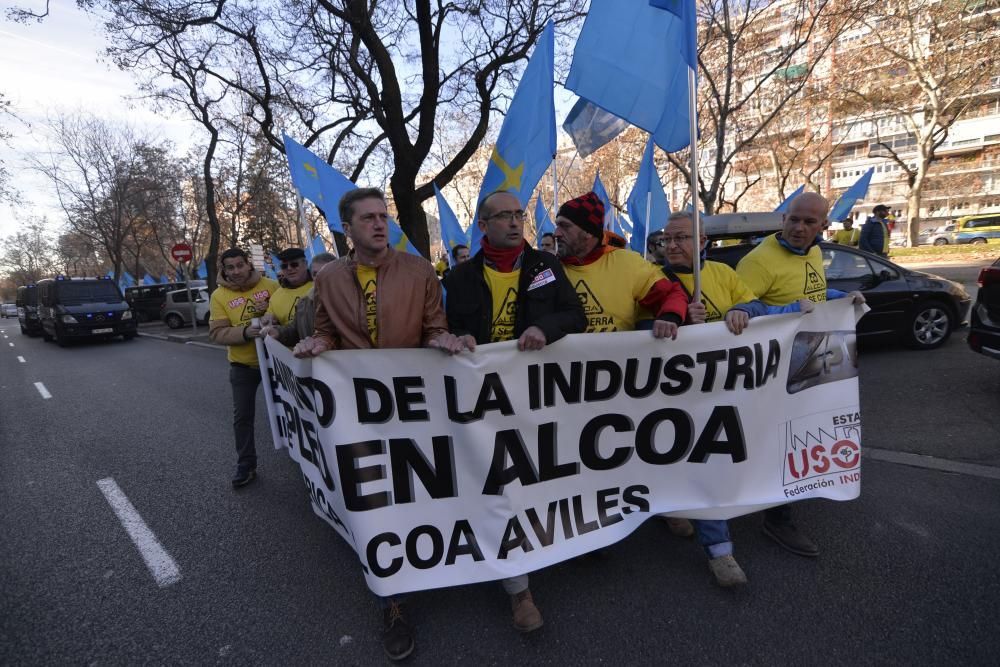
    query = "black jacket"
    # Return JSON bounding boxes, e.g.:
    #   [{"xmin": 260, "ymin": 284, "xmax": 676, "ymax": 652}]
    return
[{"xmin": 443, "ymin": 246, "xmax": 586, "ymax": 345}]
